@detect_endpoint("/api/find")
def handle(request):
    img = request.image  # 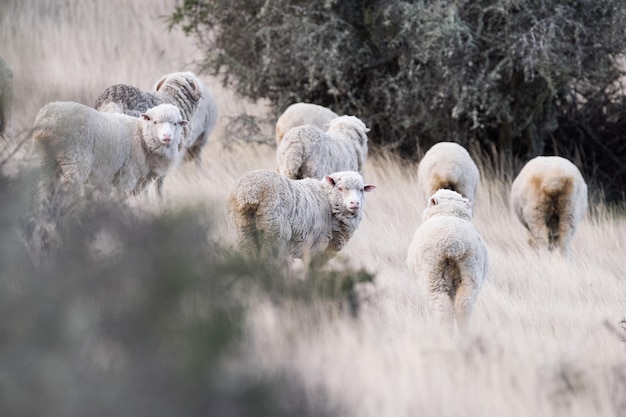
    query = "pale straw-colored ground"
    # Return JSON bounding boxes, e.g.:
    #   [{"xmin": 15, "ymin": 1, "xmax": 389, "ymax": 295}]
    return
[{"xmin": 3, "ymin": 1, "xmax": 625, "ymax": 415}]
